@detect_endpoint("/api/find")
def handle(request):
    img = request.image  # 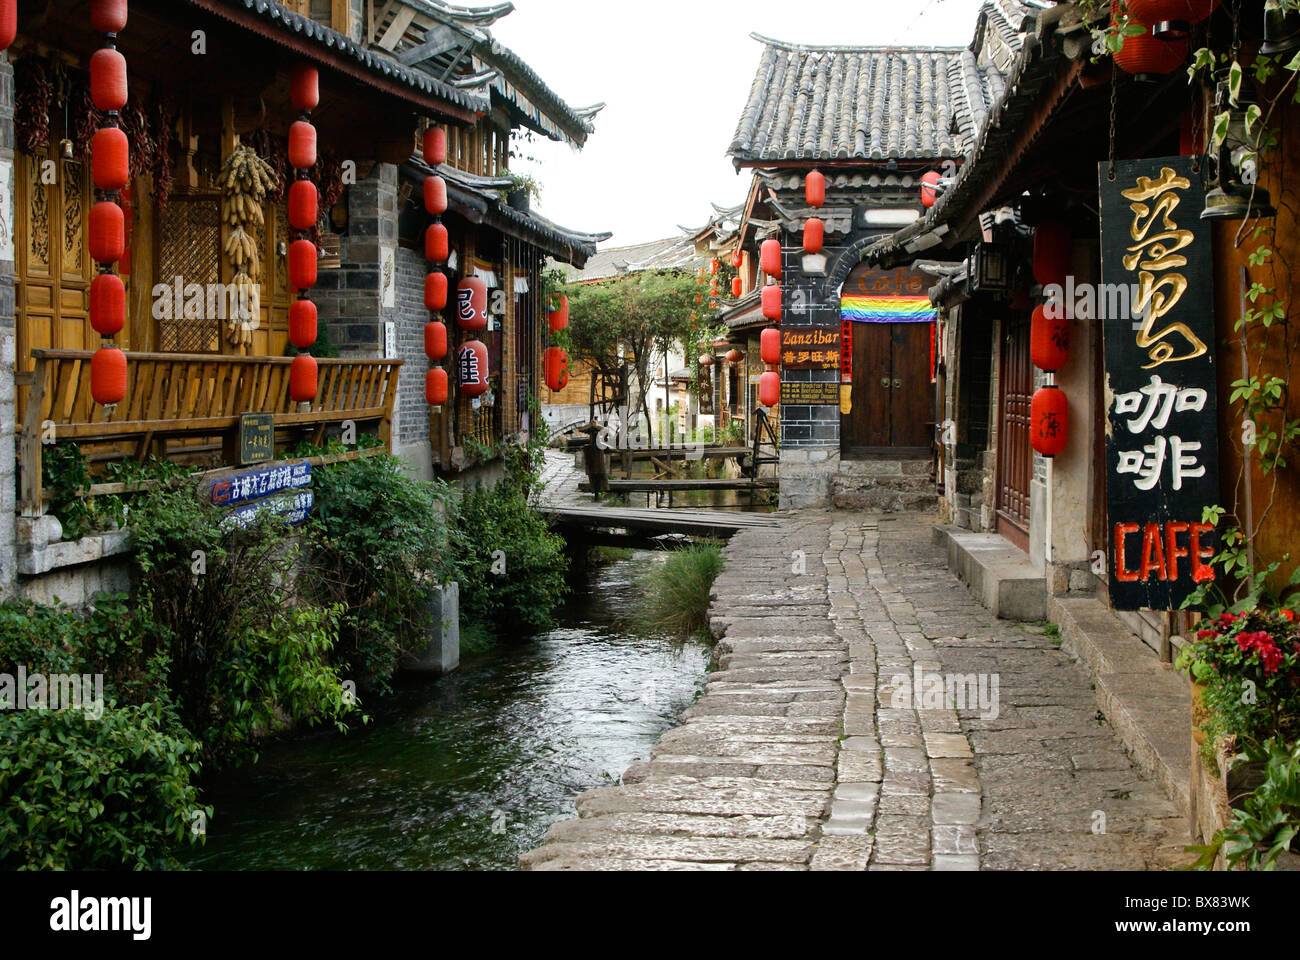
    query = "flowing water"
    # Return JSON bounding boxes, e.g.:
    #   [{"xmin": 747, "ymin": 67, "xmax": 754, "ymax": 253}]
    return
[{"xmin": 182, "ymin": 551, "xmax": 709, "ymax": 871}]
